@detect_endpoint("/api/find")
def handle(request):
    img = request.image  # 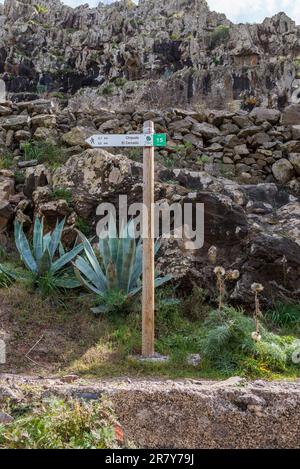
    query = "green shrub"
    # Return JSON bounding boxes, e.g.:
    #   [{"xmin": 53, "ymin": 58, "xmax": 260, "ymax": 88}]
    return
[
  {"xmin": 0, "ymin": 152, "xmax": 14, "ymax": 170},
  {"xmin": 102, "ymin": 84, "xmax": 115, "ymax": 95},
  {"xmin": 199, "ymin": 306, "xmax": 300, "ymax": 373},
  {"xmin": 33, "ymin": 4, "xmax": 49, "ymax": 15},
  {"xmin": 0, "ymin": 398, "xmax": 124, "ymax": 449},
  {"xmin": 0, "ymin": 268, "xmax": 13, "ymax": 288},
  {"xmin": 94, "ymin": 289, "xmax": 133, "ymax": 317},
  {"xmin": 209, "ymin": 25, "xmax": 230, "ymax": 49},
  {"xmin": 126, "ymin": 148, "xmax": 142, "ymax": 162},
  {"xmin": 212, "ymin": 56, "xmax": 220, "ymax": 65},
  {"xmin": 21, "ymin": 141, "xmax": 61, "ymax": 167},
  {"xmin": 293, "ymin": 58, "xmax": 300, "ymax": 70},
  {"xmin": 155, "ymin": 290, "xmax": 203, "ymax": 362},
  {"xmin": 196, "ymin": 155, "xmax": 210, "ymax": 168},
  {"xmin": 14, "ymin": 170, "xmax": 25, "ymax": 185},
  {"xmin": 115, "ymin": 77, "xmax": 127, "ymax": 87},
  {"xmin": 51, "ymin": 92, "xmax": 67, "ymax": 100},
  {"xmin": 75, "ymin": 217, "xmax": 90, "ymax": 236},
  {"xmin": 51, "ymin": 187, "xmax": 72, "ymax": 204},
  {"xmin": 182, "ymin": 284, "xmax": 210, "ymax": 321},
  {"xmin": 265, "ymin": 303, "xmax": 300, "ymax": 329}
]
